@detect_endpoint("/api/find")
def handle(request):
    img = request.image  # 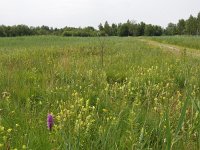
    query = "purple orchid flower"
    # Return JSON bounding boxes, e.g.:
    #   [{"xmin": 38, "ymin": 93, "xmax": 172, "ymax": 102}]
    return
[{"xmin": 47, "ymin": 113, "xmax": 54, "ymax": 131}]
